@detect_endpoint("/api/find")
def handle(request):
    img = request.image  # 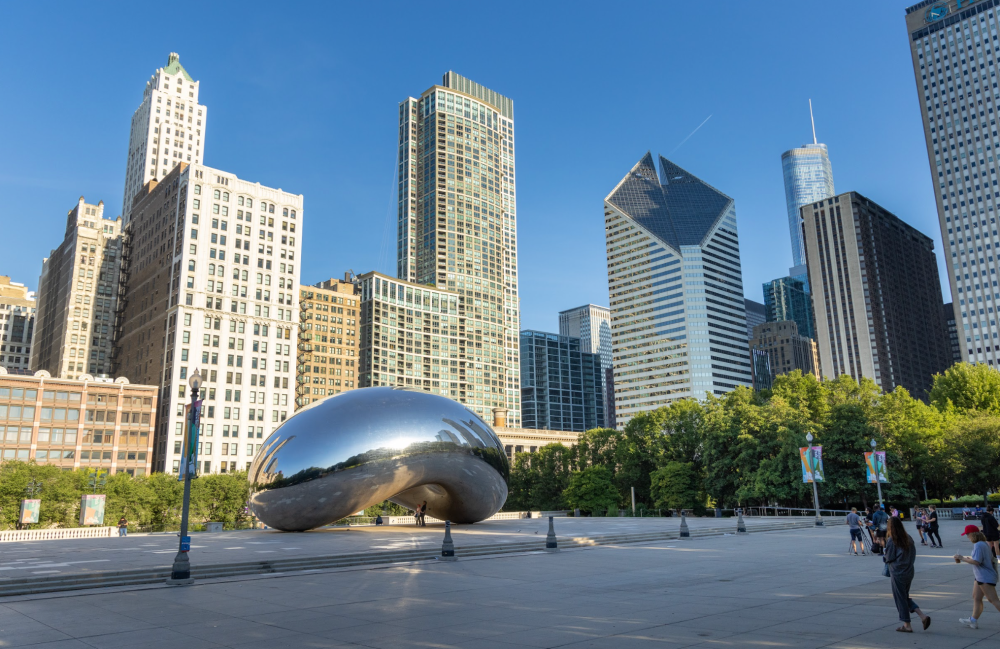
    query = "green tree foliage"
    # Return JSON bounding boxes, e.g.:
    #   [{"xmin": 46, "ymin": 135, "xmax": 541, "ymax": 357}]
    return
[
  {"xmin": 650, "ymin": 462, "xmax": 701, "ymax": 512},
  {"xmin": 563, "ymin": 466, "xmax": 620, "ymax": 515},
  {"xmin": 0, "ymin": 464, "xmax": 252, "ymax": 531},
  {"xmin": 930, "ymin": 362, "xmax": 1000, "ymax": 415}
]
